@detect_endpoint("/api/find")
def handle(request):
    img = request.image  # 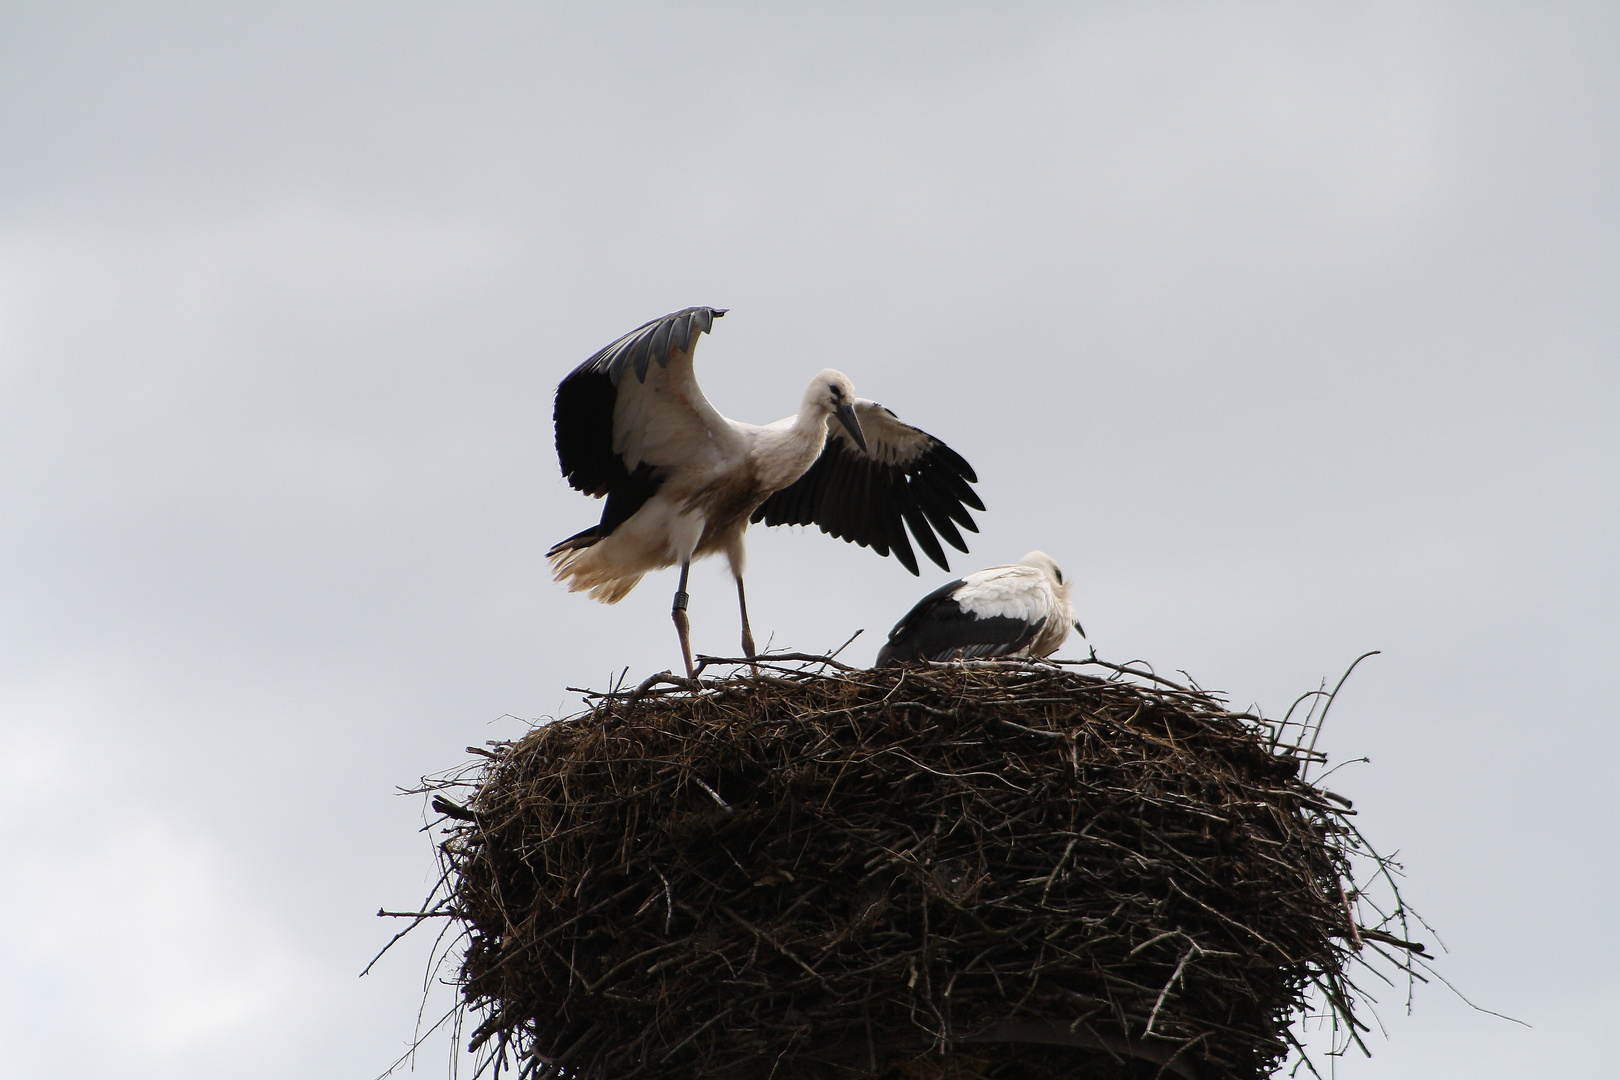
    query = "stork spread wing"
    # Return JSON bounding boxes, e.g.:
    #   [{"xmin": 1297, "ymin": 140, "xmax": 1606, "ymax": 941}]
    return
[
  {"xmin": 554, "ymin": 306, "xmax": 727, "ymax": 499},
  {"xmin": 750, "ymin": 399, "xmax": 983, "ymax": 574}
]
